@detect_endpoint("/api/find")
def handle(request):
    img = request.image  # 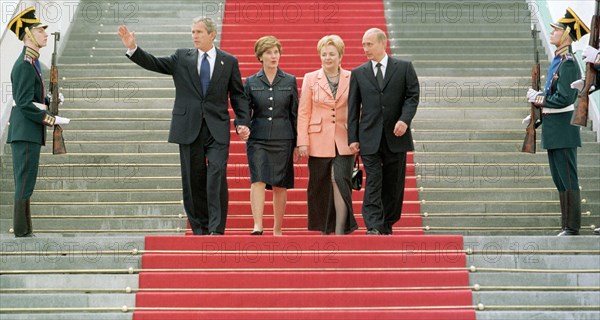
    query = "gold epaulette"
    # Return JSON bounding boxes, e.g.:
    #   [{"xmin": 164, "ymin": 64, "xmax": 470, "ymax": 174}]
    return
[
  {"xmin": 24, "ymin": 47, "xmax": 39, "ymax": 64},
  {"xmin": 562, "ymin": 53, "xmax": 575, "ymax": 61}
]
